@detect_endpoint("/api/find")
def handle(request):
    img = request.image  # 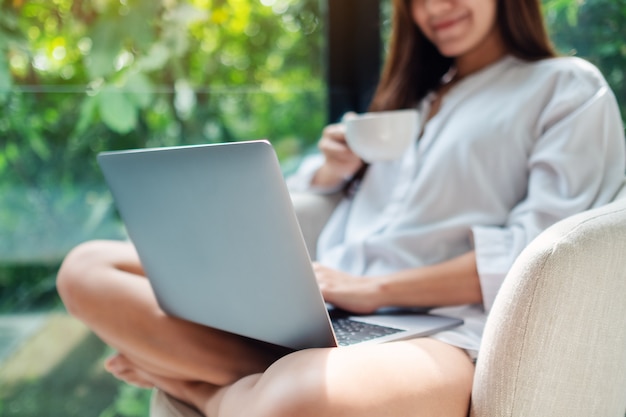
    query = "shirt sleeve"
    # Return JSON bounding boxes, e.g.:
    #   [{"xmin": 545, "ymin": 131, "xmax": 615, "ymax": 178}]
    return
[
  {"xmin": 286, "ymin": 153, "xmax": 347, "ymax": 194},
  {"xmin": 472, "ymin": 82, "xmax": 626, "ymax": 312}
]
